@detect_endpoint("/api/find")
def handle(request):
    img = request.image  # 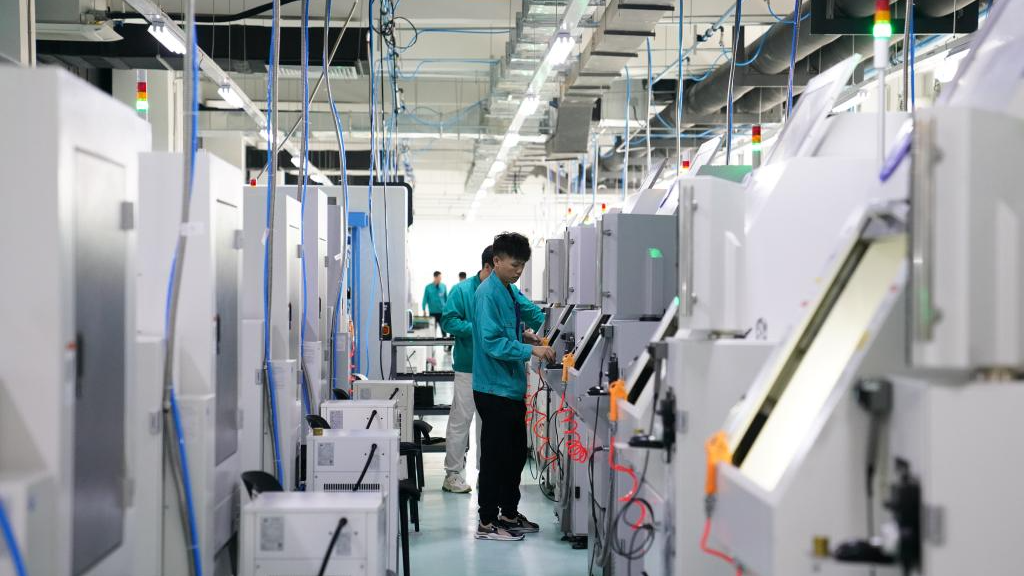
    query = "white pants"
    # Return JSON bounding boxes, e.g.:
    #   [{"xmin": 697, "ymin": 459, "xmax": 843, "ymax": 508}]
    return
[{"xmin": 444, "ymin": 371, "xmax": 481, "ymax": 476}]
